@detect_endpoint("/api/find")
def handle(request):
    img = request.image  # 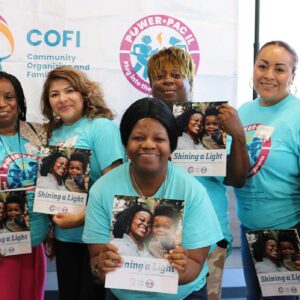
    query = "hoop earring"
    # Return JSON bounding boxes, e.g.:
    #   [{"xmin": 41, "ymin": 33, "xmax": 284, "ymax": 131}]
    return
[
  {"xmin": 289, "ymin": 82, "xmax": 297, "ymax": 95},
  {"xmin": 249, "ymin": 78, "xmax": 254, "ymax": 90}
]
